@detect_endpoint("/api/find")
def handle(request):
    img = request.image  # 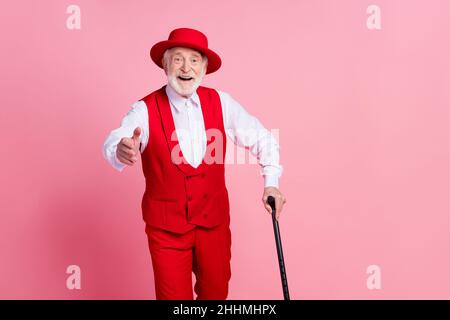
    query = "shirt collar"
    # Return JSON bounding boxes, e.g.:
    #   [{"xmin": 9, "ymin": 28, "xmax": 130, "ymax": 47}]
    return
[{"xmin": 165, "ymin": 83, "xmax": 200, "ymax": 113}]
